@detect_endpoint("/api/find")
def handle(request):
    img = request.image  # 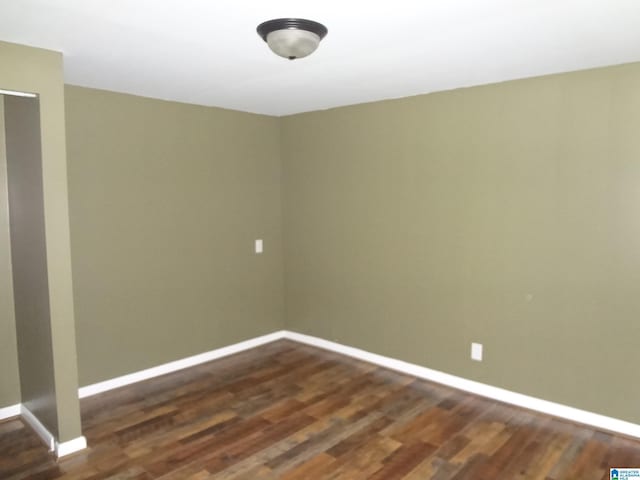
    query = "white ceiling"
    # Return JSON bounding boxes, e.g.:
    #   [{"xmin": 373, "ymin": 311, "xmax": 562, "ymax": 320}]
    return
[{"xmin": 0, "ymin": 0, "xmax": 639, "ymax": 116}]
